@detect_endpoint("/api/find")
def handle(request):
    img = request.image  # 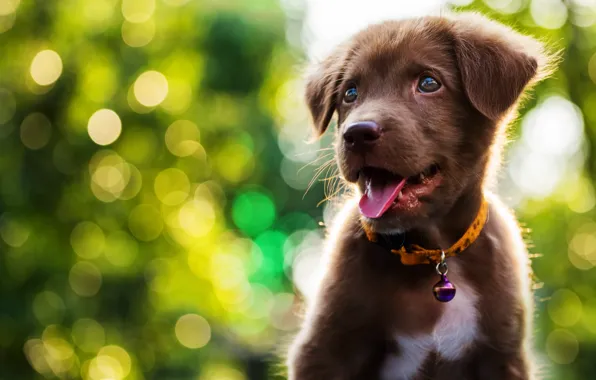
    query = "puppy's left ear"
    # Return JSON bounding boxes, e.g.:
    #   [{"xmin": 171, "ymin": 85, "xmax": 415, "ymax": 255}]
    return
[
  {"xmin": 304, "ymin": 44, "xmax": 351, "ymax": 137},
  {"xmin": 451, "ymin": 13, "xmax": 553, "ymax": 120}
]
